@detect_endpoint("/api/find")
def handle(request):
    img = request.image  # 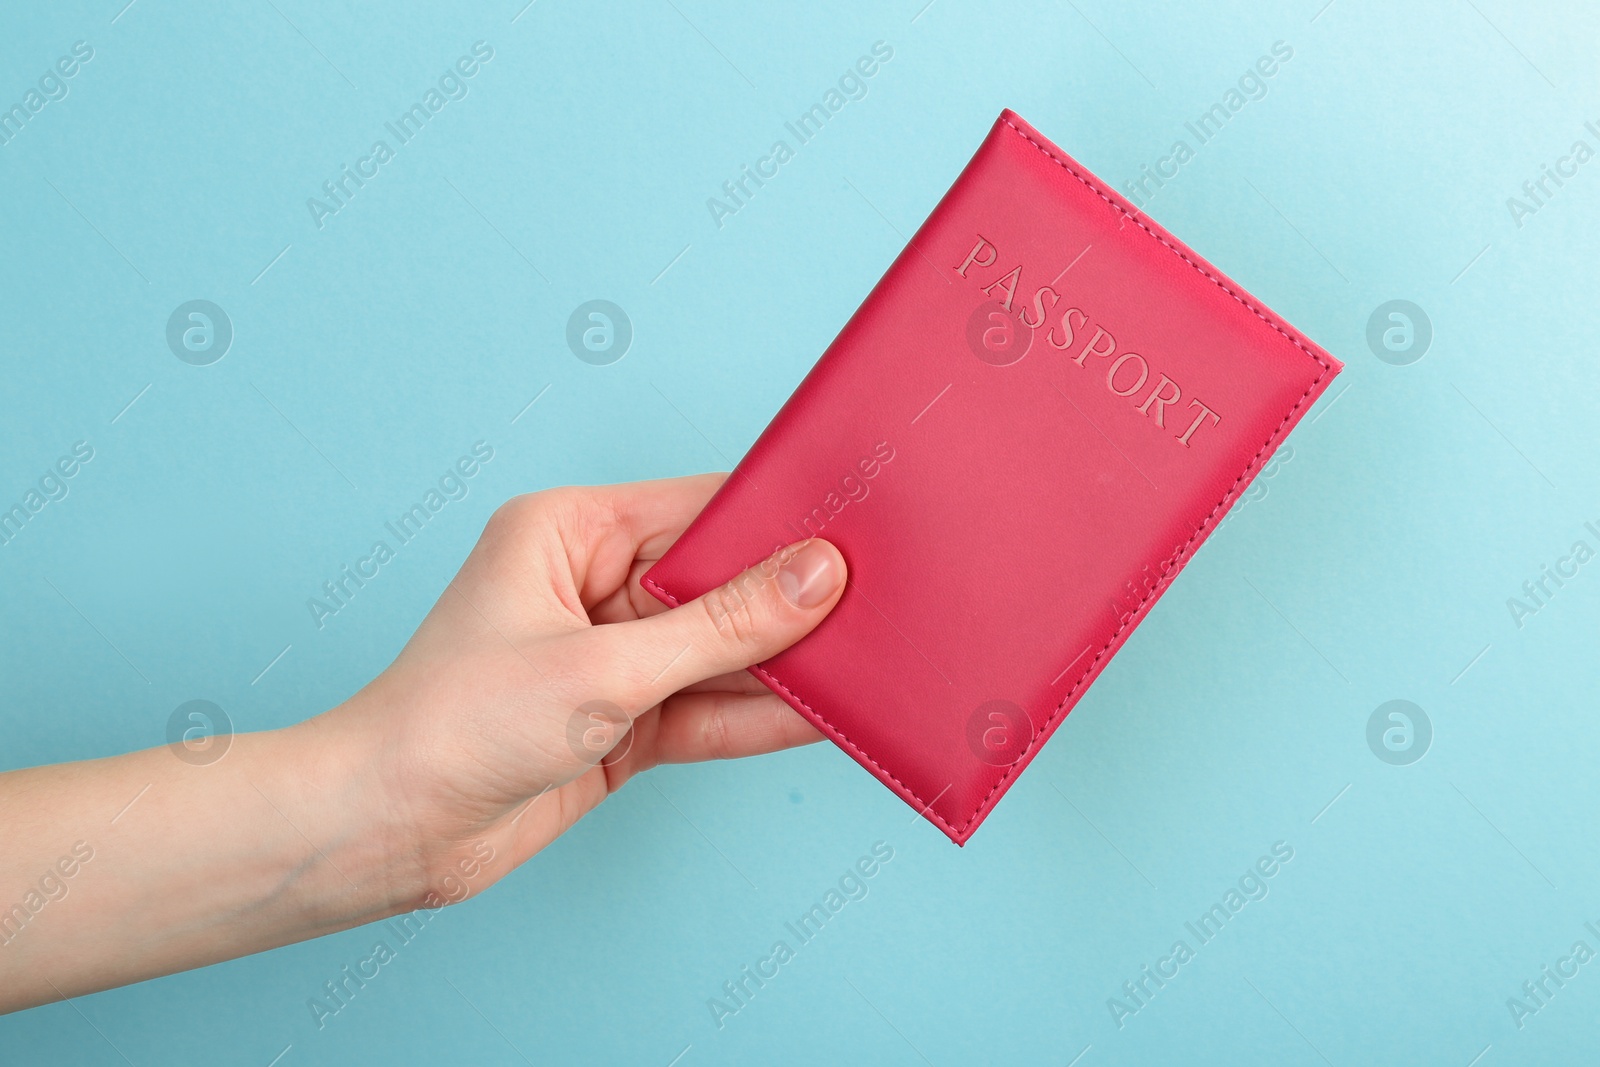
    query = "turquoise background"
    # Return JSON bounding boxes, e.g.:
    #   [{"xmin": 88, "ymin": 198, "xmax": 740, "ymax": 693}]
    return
[{"xmin": 2, "ymin": 0, "xmax": 1597, "ymax": 1063}]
